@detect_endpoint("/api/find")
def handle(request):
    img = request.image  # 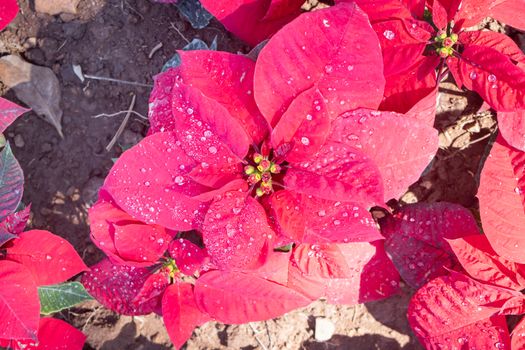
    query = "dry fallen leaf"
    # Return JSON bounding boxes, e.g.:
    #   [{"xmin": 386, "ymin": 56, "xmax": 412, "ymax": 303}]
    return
[
  {"xmin": 35, "ymin": 0, "xmax": 80, "ymax": 16},
  {"xmin": 0, "ymin": 55, "xmax": 63, "ymax": 137}
]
